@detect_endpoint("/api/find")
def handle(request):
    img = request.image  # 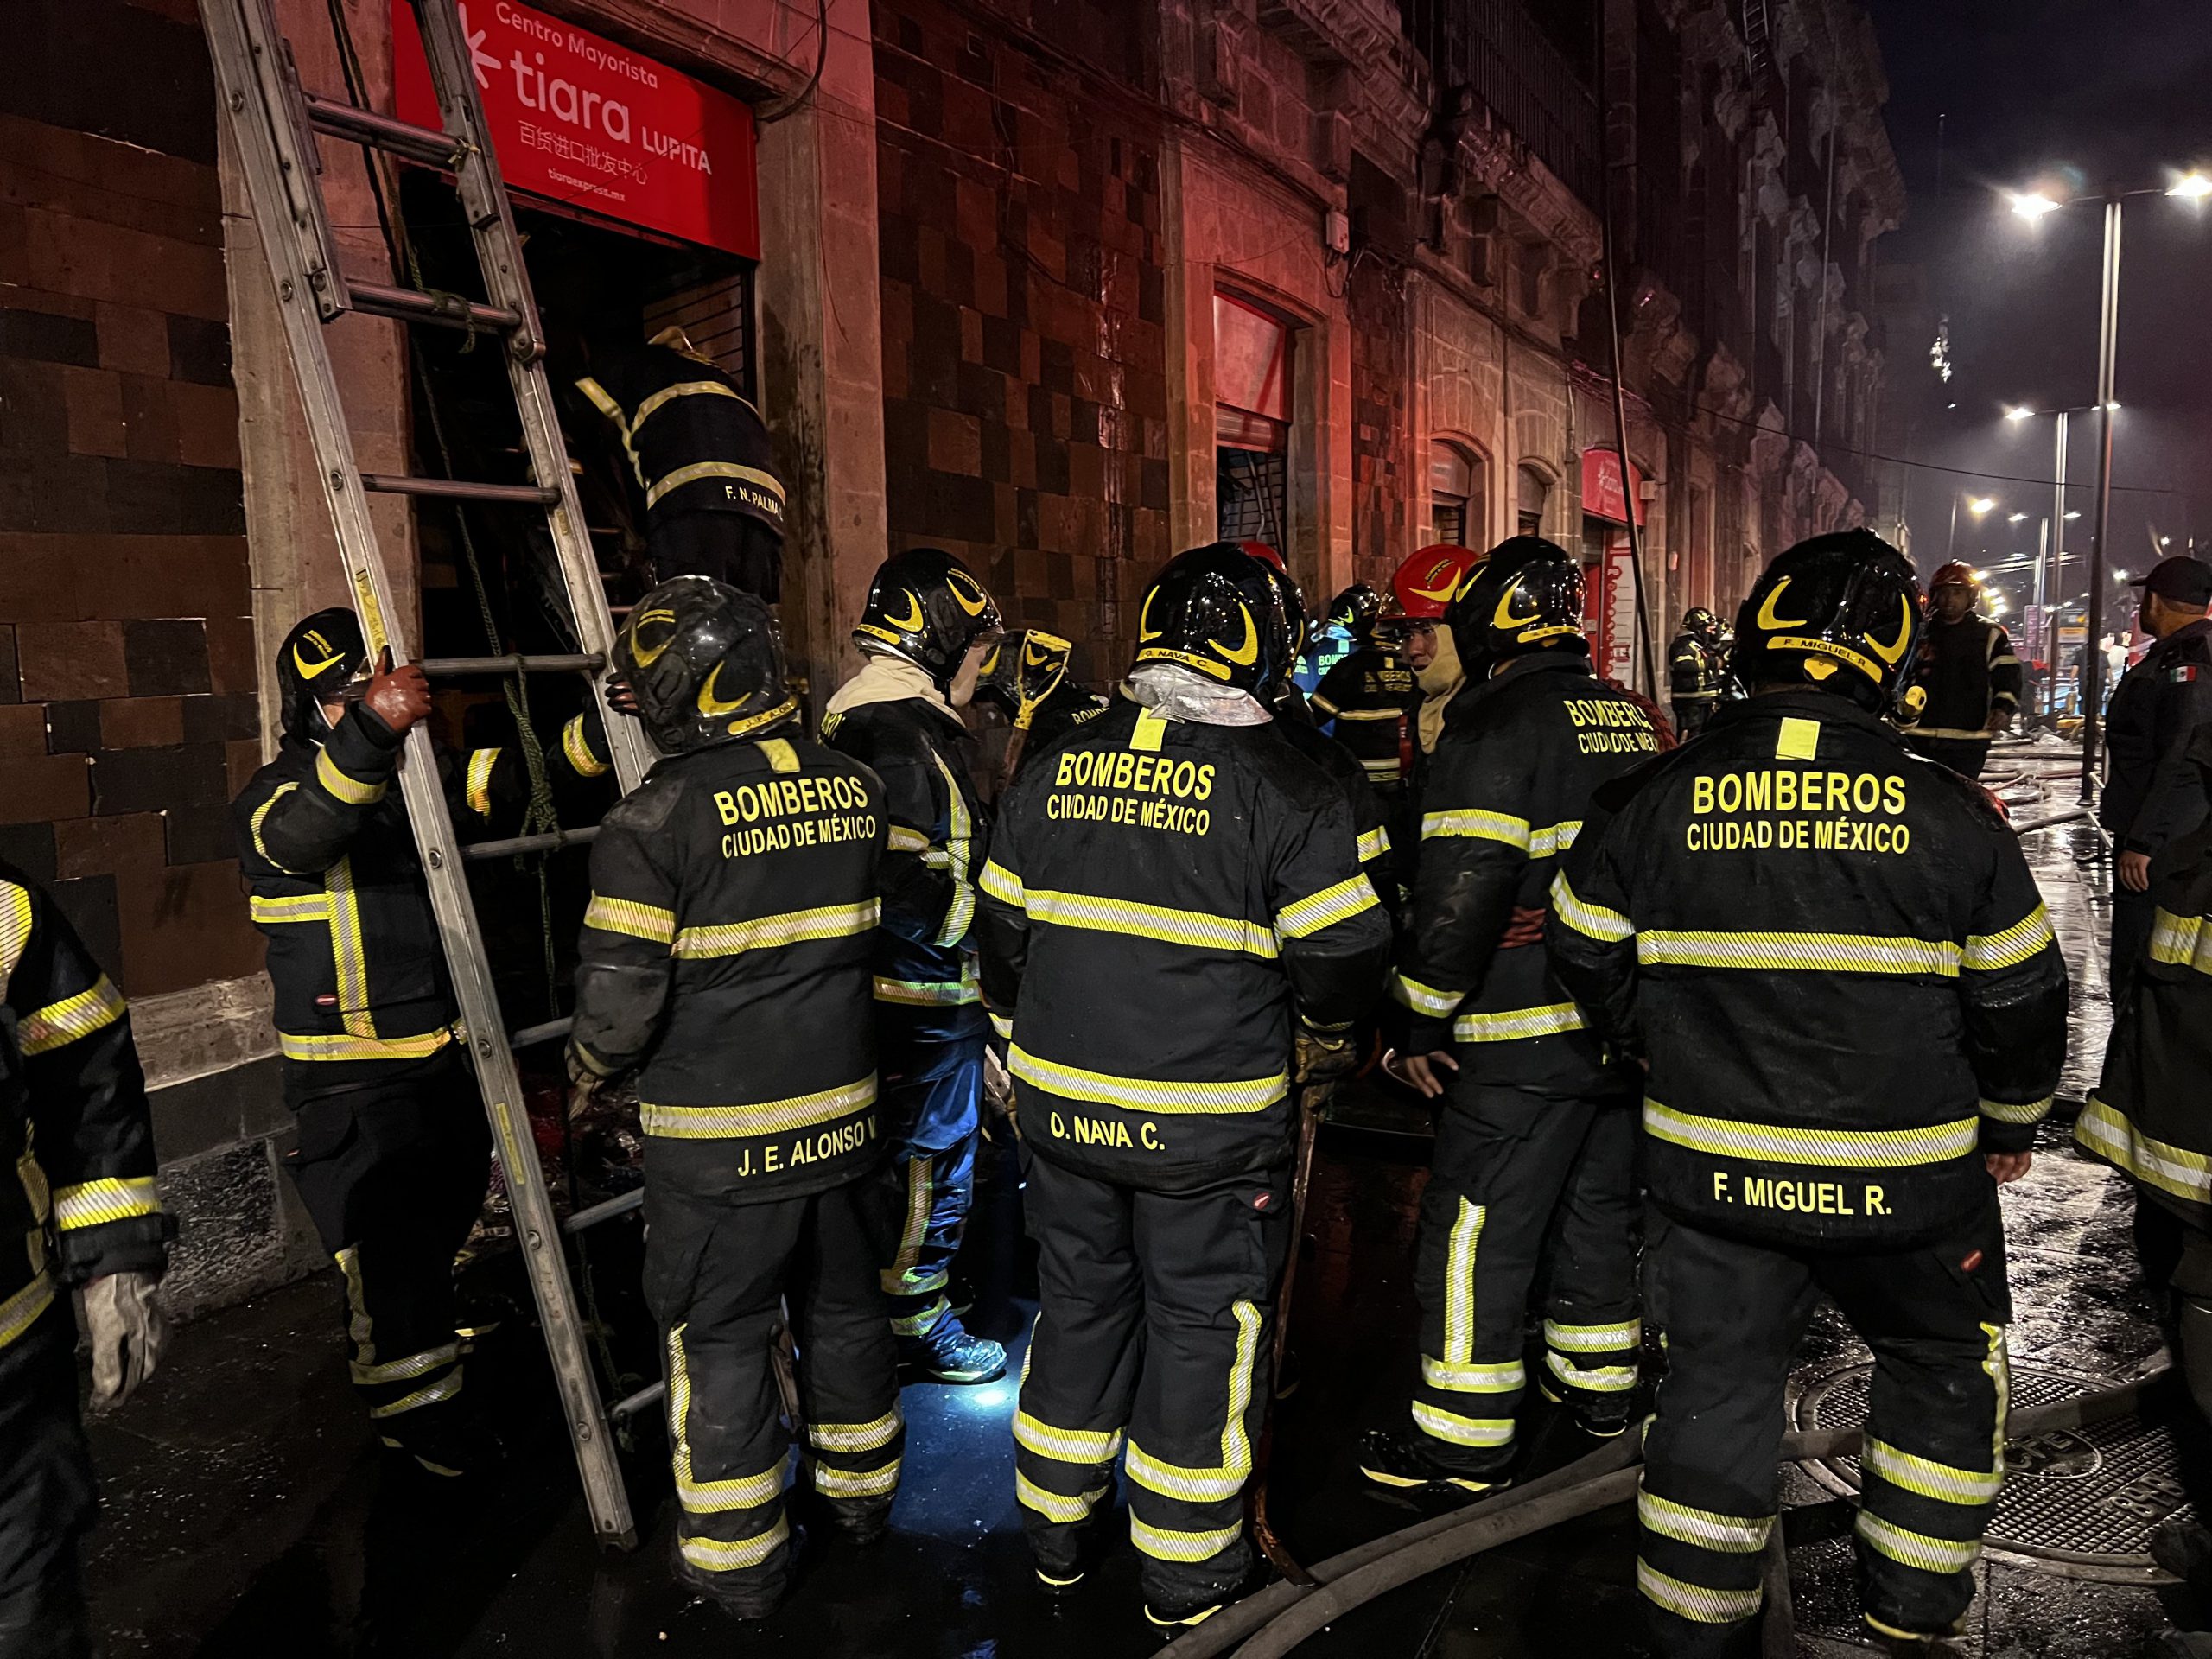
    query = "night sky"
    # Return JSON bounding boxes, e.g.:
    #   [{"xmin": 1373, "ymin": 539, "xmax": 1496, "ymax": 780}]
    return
[{"xmin": 1859, "ymin": 0, "xmax": 2212, "ymax": 616}]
